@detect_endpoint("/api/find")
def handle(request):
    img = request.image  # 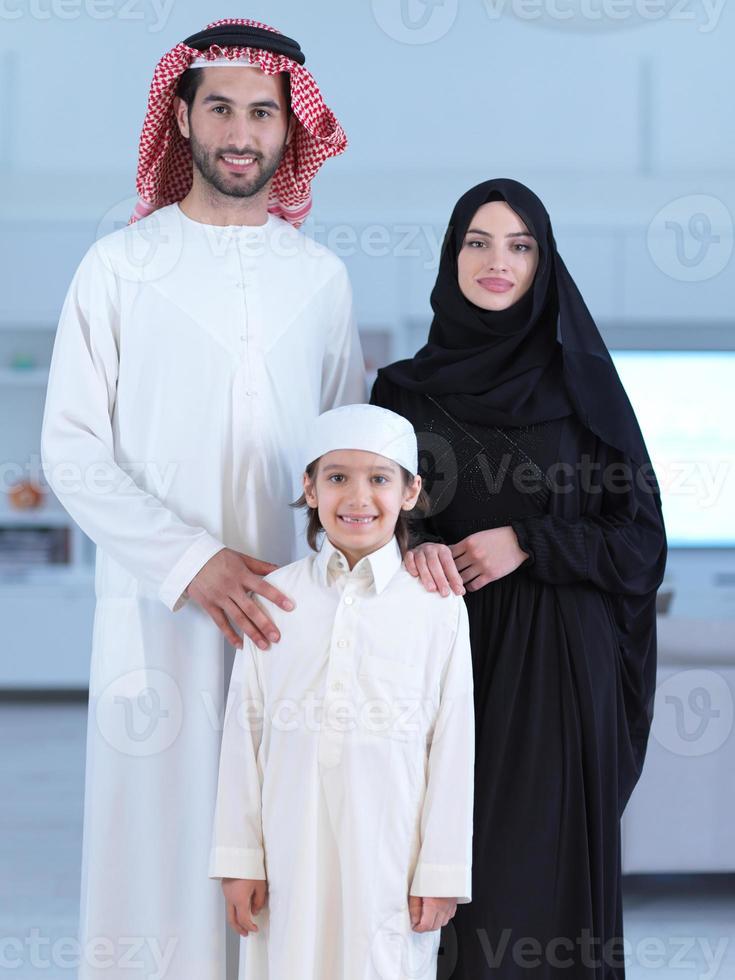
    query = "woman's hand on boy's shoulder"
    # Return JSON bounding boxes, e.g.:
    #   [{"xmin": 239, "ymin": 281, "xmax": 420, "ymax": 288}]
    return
[
  {"xmin": 408, "ymin": 894, "xmax": 458, "ymax": 932},
  {"xmin": 222, "ymin": 877, "xmax": 268, "ymax": 937},
  {"xmin": 404, "ymin": 542, "xmax": 466, "ymax": 598}
]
